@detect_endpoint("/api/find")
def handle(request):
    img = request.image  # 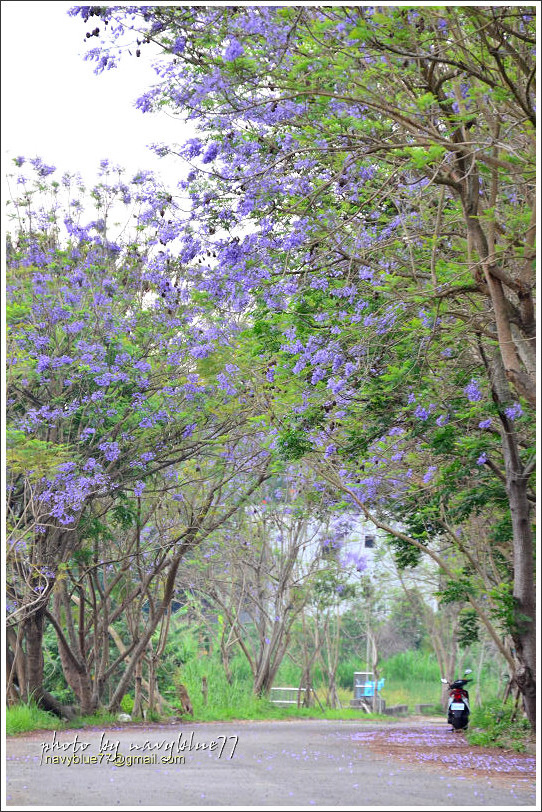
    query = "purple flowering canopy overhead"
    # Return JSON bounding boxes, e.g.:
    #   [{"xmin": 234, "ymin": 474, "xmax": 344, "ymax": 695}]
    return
[{"xmin": 65, "ymin": 5, "xmax": 534, "ymax": 514}]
